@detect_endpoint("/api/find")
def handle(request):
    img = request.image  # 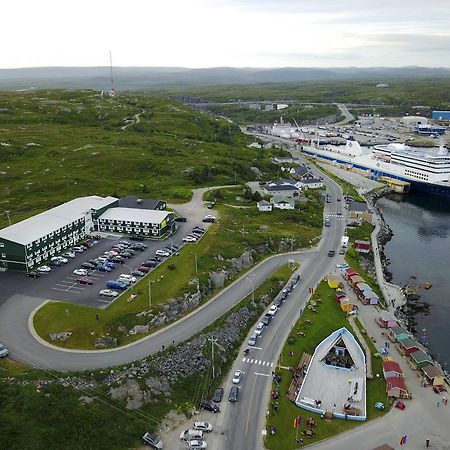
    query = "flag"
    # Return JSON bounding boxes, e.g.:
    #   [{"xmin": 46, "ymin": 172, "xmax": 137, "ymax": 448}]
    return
[
  {"xmin": 309, "ymin": 287, "xmax": 314, "ymax": 294},
  {"xmin": 293, "ymin": 416, "xmax": 302, "ymax": 428}
]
